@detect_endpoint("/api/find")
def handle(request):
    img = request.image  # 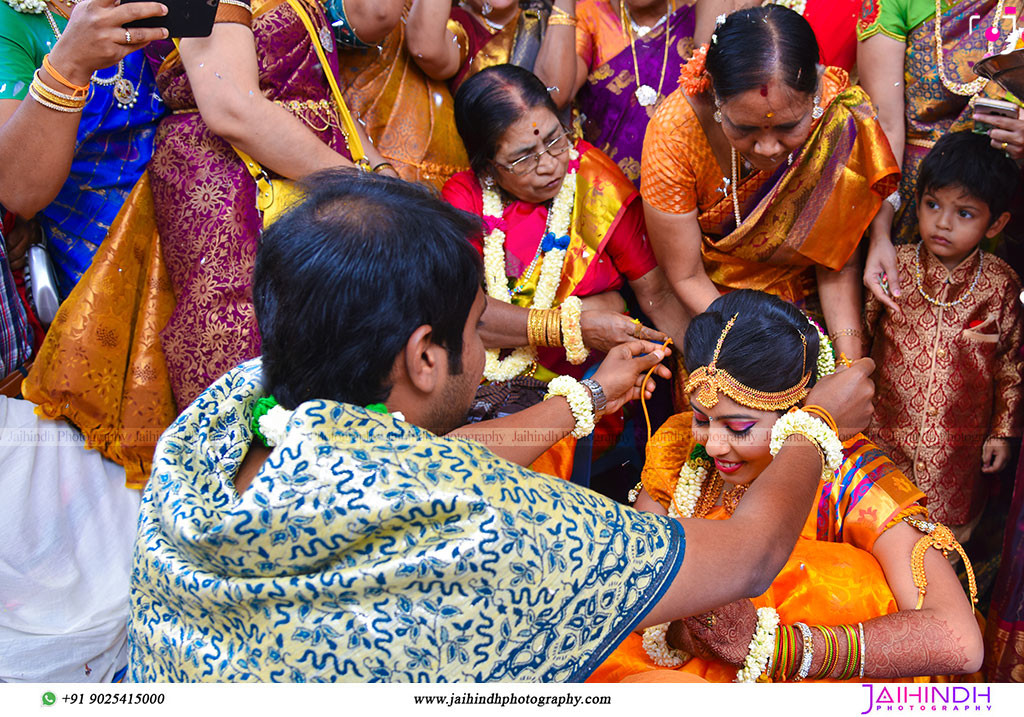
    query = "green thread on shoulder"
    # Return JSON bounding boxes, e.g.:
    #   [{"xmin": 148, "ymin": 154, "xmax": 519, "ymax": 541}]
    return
[
  {"xmin": 365, "ymin": 403, "xmax": 388, "ymax": 414},
  {"xmin": 250, "ymin": 395, "xmax": 280, "ymax": 447}
]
